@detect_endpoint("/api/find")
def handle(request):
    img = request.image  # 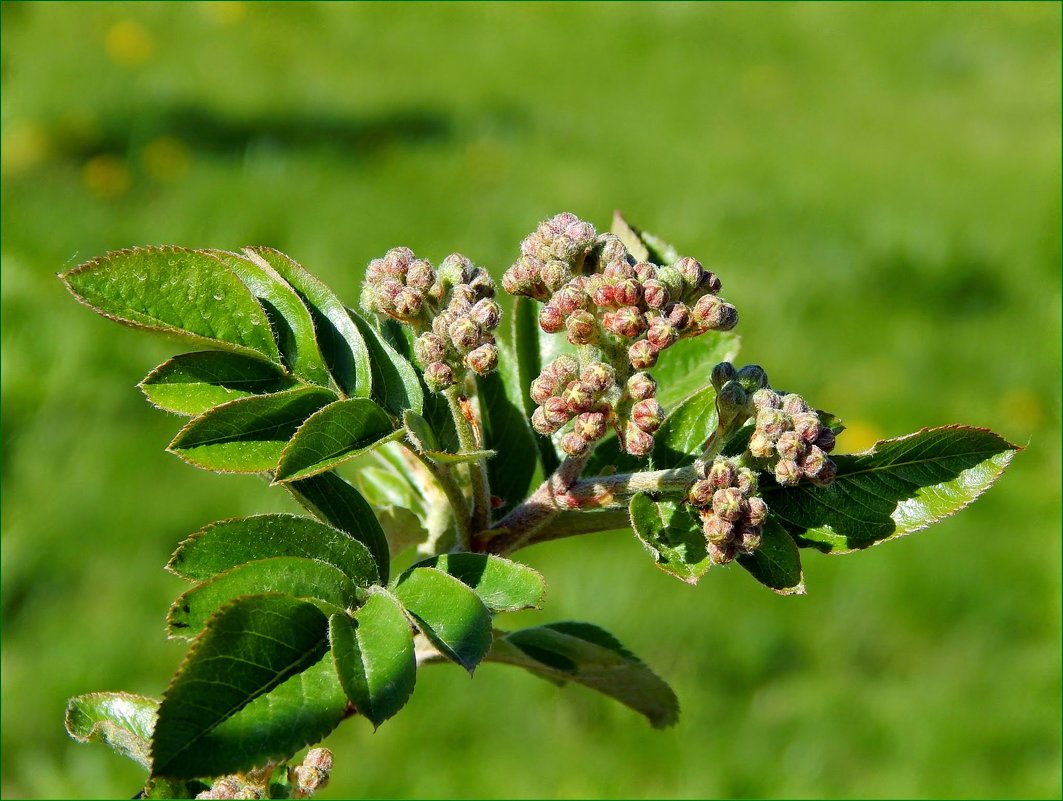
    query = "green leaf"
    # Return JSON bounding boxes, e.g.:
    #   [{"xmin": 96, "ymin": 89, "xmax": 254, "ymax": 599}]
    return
[
  {"xmin": 419, "ymin": 389, "xmax": 462, "ymax": 453},
  {"xmin": 329, "ymin": 595, "xmax": 416, "ymax": 729},
  {"xmin": 610, "ymin": 211, "xmax": 680, "ymax": 265},
  {"xmin": 274, "ymin": 398, "xmax": 401, "ymax": 482},
  {"xmin": 764, "ymin": 426, "xmax": 1019, "ymax": 553},
  {"xmin": 164, "ymin": 646, "xmax": 346, "ymax": 780},
  {"xmin": 651, "ymin": 382, "xmax": 718, "ymax": 470},
  {"xmin": 402, "ymin": 553, "xmax": 545, "ymax": 612},
  {"xmin": 243, "ymin": 247, "xmax": 371, "ymax": 398},
  {"xmin": 65, "ymin": 692, "xmax": 158, "ymax": 769},
  {"xmin": 403, "ymin": 409, "xmax": 494, "ymax": 464},
  {"xmin": 512, "ymin": 295, "xmax": 560, "ymax": 475},
  {"xmin": 652, "ymin": 331, "xmax": 741, "ymax": 410},
  {"xmin": 204, "ymin": 249, "xmax": 332, "ymax": 387},
  {"xmin": 628, "ymin": 493, "xmax": 709, "ymax": 585},
  {"xmin": 167, "ymin": 513, "xmax": 378, "ymax": 586},
  {"xmin": 392, "ymin": 567, "xmax": 492, "ymax": 673},
  {"xmin": 167, "ymin": 558, "xmax": 359, "ymax": 638},
  {"xmin": 287, "ymin": 471, "xmax": 391, "ymax": 584},
  {"xmin": 139, "ymin": 352, "xmax": 297, "ymax": 416},
  {"xmin": 488, "ymin": 621, "xmax": 679, "ymax": 729},
  {"xmin": 151, "ymin": 594, "xmax": 330, "ymax": 779},
  {"xmin": 477, "ymin": 363, "xmax": 539, "ymax": 516},
  {"xmin": 736, "ymin": 518, "xmax": 806, "ymax": 595},
  {"xmin": 167, "ymin": 386, "xmax": 336, "ymax": 473},
  {"xmin": 348, "ymin": 310, "xmax": 424, "ymax": 417},
  {"xmin": 60, "ymin": 247, "xmax": 281, "ymax": 362}
]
